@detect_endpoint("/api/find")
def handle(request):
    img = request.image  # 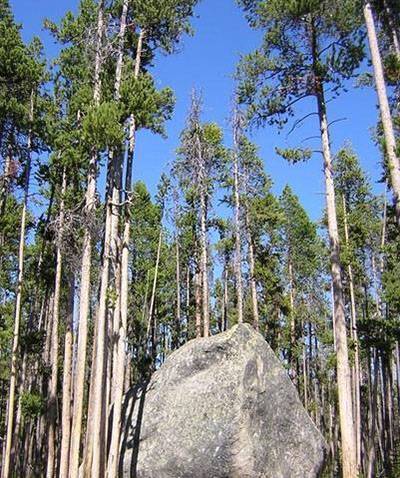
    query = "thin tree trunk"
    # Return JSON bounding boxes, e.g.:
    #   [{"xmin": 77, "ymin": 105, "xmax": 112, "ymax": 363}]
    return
[
  {"xmin": 195, "ymin": 268, "xmax": 202, "ymax": 338},
  {"xmin": 146, "ymin": 227, "xmax": 163, "ymax": 346},
  {"xmin": 383, "ymin": 0, "xmax": 400, "ymax": 55},
  {"xmin": 46, "ymin": 171, "xmax": 67, "ymax": 478},
  {"xmin": 314, "ymin": 47, "xmax": 357, "ymax": 475},
  {"xmin": 302, "ymin": 320, "xmax": 308, "ymax": 410},
  {"xmin": 245, "ymin": 211, "xmax": 259, "ymax": 331},
  {"xmin": 0, "ymin": 145, "xmax": 12, "ymax": 219},
  {"xmin": 1, "ymin": 92, "xmax": 34, "ymax": 478},
  {"xmin": 342, "ymin": 195, "xmax": 362, "ymax": 470},
  {"xmin": 107, "ymin": 27, "xmax": 145, "ymax": 478},
  {"xmin": 186, "ymin": 267, "xmax": 190, "ymax": 340},
  {"xmin": 199, "ymin": 191, "xmax": 209, "ymax": 337},
  {"xmin": 288, "ymin": 258, "xmax": 297, "ymax": 385},
  {"xmin": 233, "ymin": 113, "xmax": 243, "ymax": 324},
  {"xmin": 69, "ymin": 1, "xmax": 104, "ymax": 476},
  {"xmin": 367, "ymin": 349, "xmax": 378, "ymax": 478},
  {"xmin": 85, "ymin": 1, "xmax": 129, "ymax": 474},
  {"xmin": 12, "ymin": 351, "xmax": 26, "ymax": 473},
  {"xmin": 364, "ymin": 1, "xmax": 400, "ymax": 224},
  {"xmin": 175, "ymin": 236, "xmax": 181, "ymax": 347},
  {"xmin": 59, "ymin": 274, "xmax": 75, "ymax": 478}
]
